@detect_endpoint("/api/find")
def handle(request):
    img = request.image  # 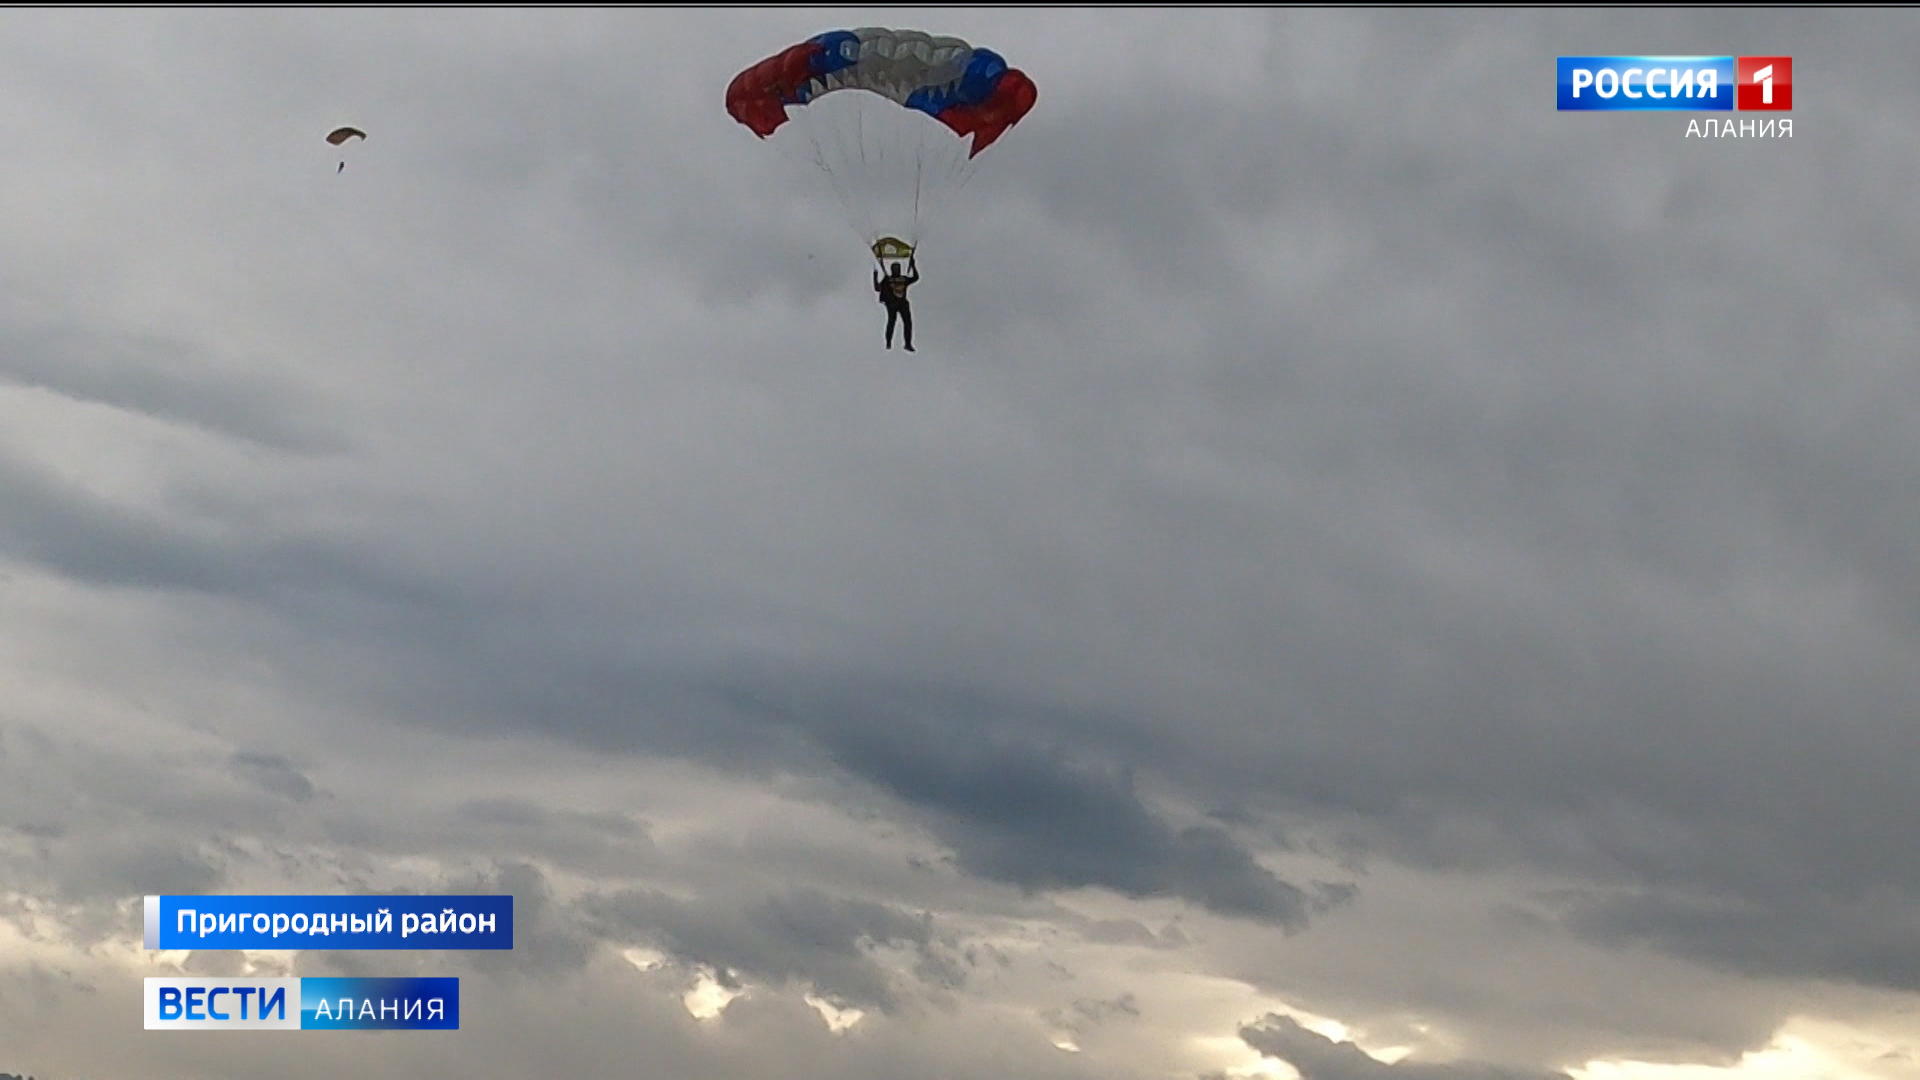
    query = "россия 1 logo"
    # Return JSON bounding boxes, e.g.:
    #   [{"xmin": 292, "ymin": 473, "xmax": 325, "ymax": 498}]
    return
[
  {"xmin": 1735, "ymin": 56, "xmax": 1792, "ymax": 110},
  {"xmin": 1558, "ymin": 56, "xmax": 1792, "ymax": 137}
]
